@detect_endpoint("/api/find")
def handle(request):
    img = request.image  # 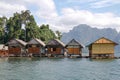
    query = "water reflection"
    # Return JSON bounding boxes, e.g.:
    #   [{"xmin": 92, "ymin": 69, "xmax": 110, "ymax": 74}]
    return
[
  {"xmin": 0, "ymin": 57, "xmax": 120, "ymax": 80},
  {"xmin": 90, "ymin": 58, "xmax": 115, "ymax": 62},
  {"xmin": 0, "ymin": 57, "xmax": 8, "ymax": 62}
]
